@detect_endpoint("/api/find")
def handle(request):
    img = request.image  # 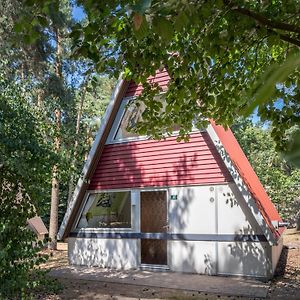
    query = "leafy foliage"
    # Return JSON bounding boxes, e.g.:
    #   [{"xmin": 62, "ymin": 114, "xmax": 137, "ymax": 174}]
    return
[
  {"xmin": 0, "ymin": 0, "xmax": 115, "ymax": 293},
  {"xmin": 0, "ymin": 73, "xmax": 53, "ymax": 297},
  {"xmin": 20, "ymin": 0, "xmax": 299, "ymax": 149},
  {"xmin": 233, "ymin": 119, "xmax": 300, "ymax": 223}
]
